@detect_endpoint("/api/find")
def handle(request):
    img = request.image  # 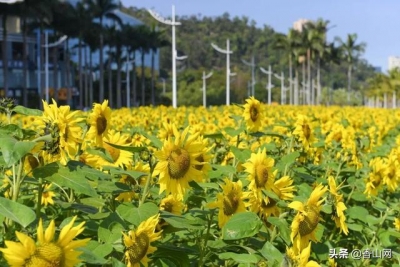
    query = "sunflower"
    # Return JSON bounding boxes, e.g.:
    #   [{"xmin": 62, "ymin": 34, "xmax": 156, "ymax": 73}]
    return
[
  {"xmin": 242, "ymin": 148, "xmax": 276, "ymax": 196},
  {"xmin": 41, "ymin": 183, "xmax": 56, "ymax": 207},
  {"xmin": 0, "ymin": 216, "xmax": 90, "ymax": 267},
  {"xmin": 285, "ymin": 242, "xmax": 320, "ymax": 267},
  {"xmin": 364, "ymin": 157, "xmax": 385, "ymax": 197},
  {"xmin": 102, "ymin": 131, "xmax": 133, "ymax": 168},
  {"xmin": 394, "ymin": 218, "xmax": 400, "ymax": 231},
  {"xmin": 153, "ymin": 127, "xmax": 204, "ymax": 200},
  {"xmin": 86, "ymin": 100, "xmax": 112, "ymax": 146},
  {"xmin": 288, "ymin": 184, "xmax": 327, "ymax": 252},
  {"xmin": 123, "ymin": 214, "xmax": 162, "ymax": 267},
  {"xmin": 160, "ymin": 195, "xmax": 185, "ymax": 215},
  {"xmin": 243, "ymin": 97, "xmax": 263, "ymax": 132},
  {"xmin": 293, "ymin": 115, "xmax": 315, "ymax": 150},
  {"xmin": 192, "ymin": 135, "xmax": 212, "ymax": 181},
  {"xmin": 40, "ymin": 99, "xmax": 82, "ymax": 165},
  {"xmin": 327, "ymin": 176, "xmax": 348, "ymax": 235},
  {"xmin": 208, "ymin": 178, "xmax": 246, "ymax": 228},
  {"xmin": 243, "ymin": 175, "xmax": 295, "ymax": 219}
]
